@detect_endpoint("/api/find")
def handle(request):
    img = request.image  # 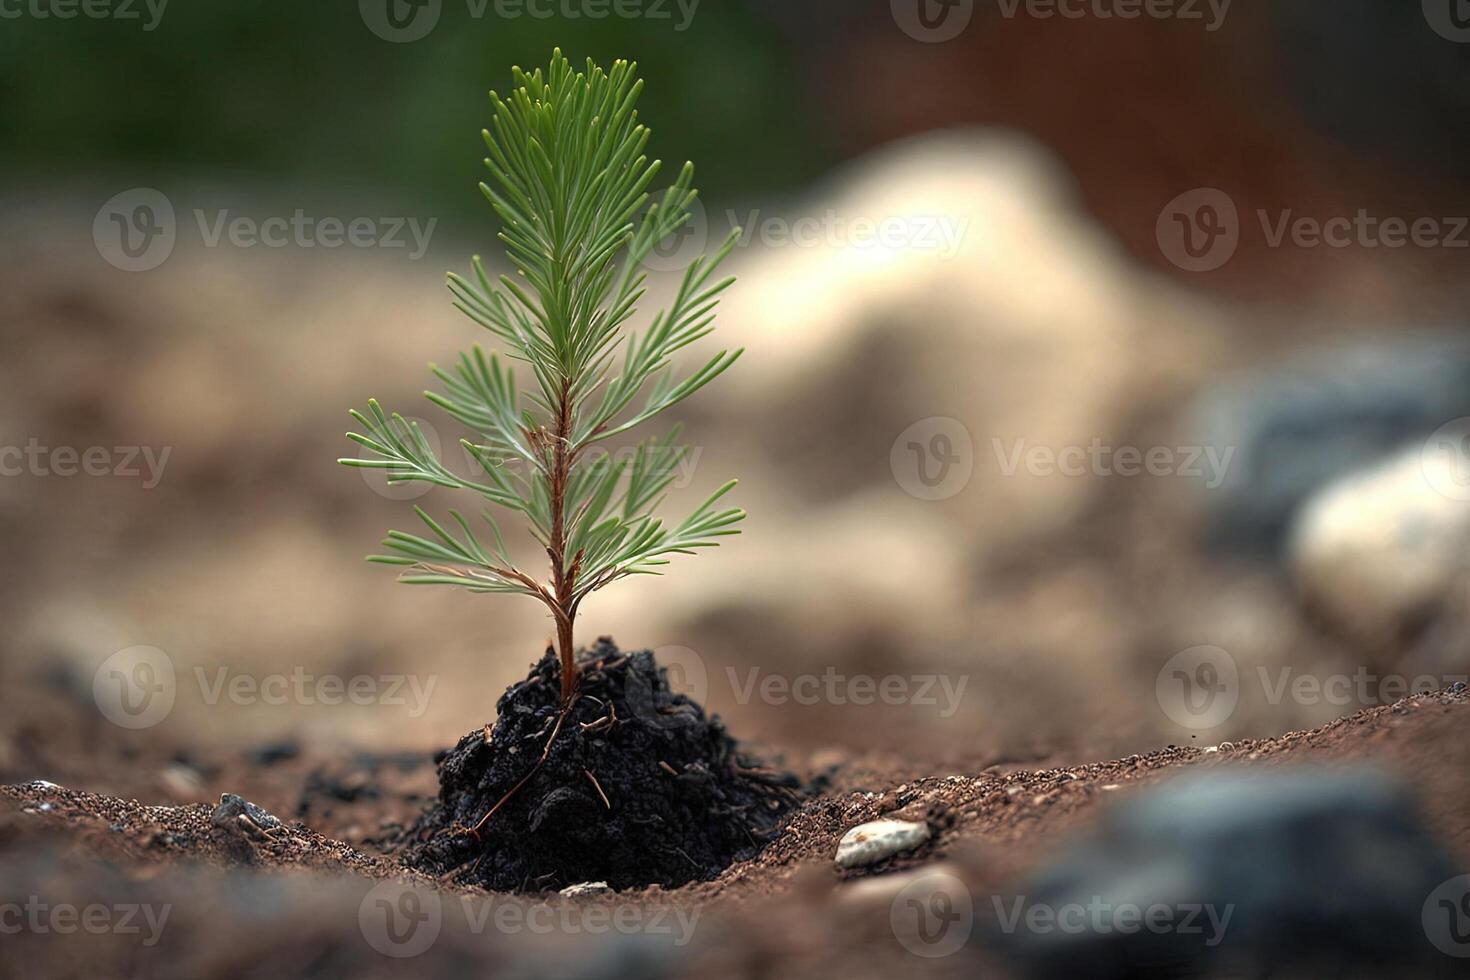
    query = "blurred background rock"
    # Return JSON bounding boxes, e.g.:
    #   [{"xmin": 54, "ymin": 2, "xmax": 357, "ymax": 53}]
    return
[{"xmin": 2, "ymin": 1, "xmax": 1469, "ymax": 789}]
